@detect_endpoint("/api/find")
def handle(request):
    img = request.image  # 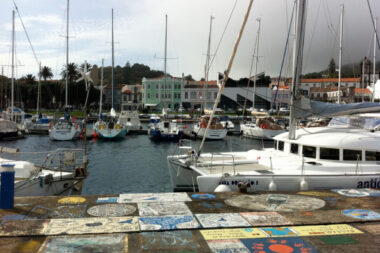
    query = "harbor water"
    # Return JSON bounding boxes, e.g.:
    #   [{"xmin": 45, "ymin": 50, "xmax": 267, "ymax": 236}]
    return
[{"xmin": 0, "ymin": 126, "xmax": 272, "ymax": 195}]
